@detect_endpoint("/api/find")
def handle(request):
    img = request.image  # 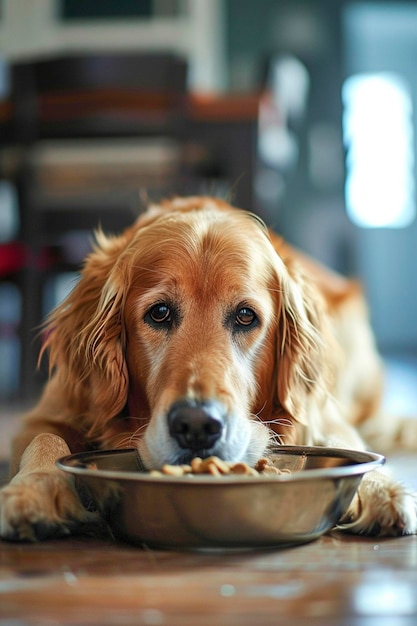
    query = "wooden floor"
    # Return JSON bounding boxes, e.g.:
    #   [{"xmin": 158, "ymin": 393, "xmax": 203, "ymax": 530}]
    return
[
  {"xmin": 1, "ymin": 356, "xmax": 417, "ymax": 626},
  {"xmin": 1, "ymin": 524, "xmax": 417, "ymax": 625}
]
